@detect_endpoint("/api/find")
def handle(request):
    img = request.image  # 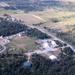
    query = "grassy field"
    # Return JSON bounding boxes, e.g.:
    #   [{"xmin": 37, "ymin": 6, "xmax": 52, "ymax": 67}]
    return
[
  {"xmin": 11, "ymin": 12, "xmax": 44, "ymax": 26},
  {"xmin": 7, "ymin": 35, "xmax": 38, "ymax": 50}
]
